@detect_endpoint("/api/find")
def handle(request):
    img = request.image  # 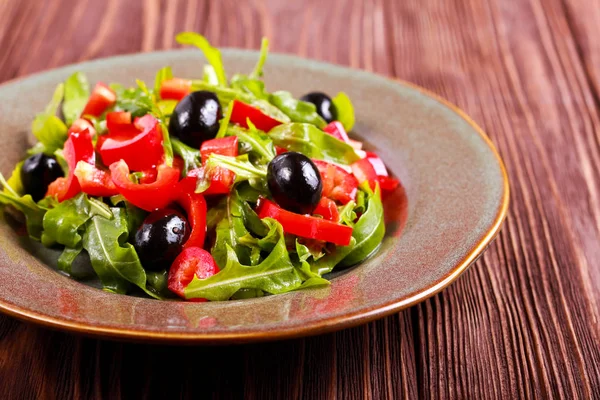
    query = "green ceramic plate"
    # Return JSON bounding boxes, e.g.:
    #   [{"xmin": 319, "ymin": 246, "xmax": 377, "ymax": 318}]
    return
[{"xmin": 0, "ymin": 50, "xmax": 508, "ymax": 343}]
